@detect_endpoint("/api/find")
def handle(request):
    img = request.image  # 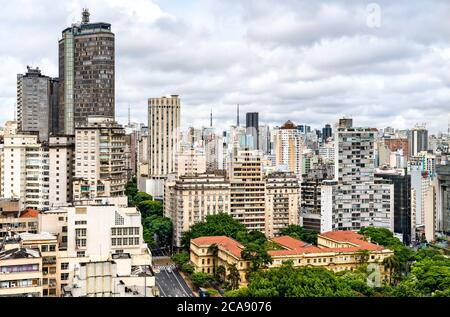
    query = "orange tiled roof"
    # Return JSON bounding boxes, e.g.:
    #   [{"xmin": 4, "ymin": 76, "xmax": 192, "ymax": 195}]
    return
[
  {"xmin": 320, "ymin": 231, "xmax": 384, "ymax": 251},
  {"xmin": 191, "ymin": 236, "xmax": 244, "ymax": 258},
  {"xmin": 19, "ymin": 209, "xmax": 40, "ymax": 218}
]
